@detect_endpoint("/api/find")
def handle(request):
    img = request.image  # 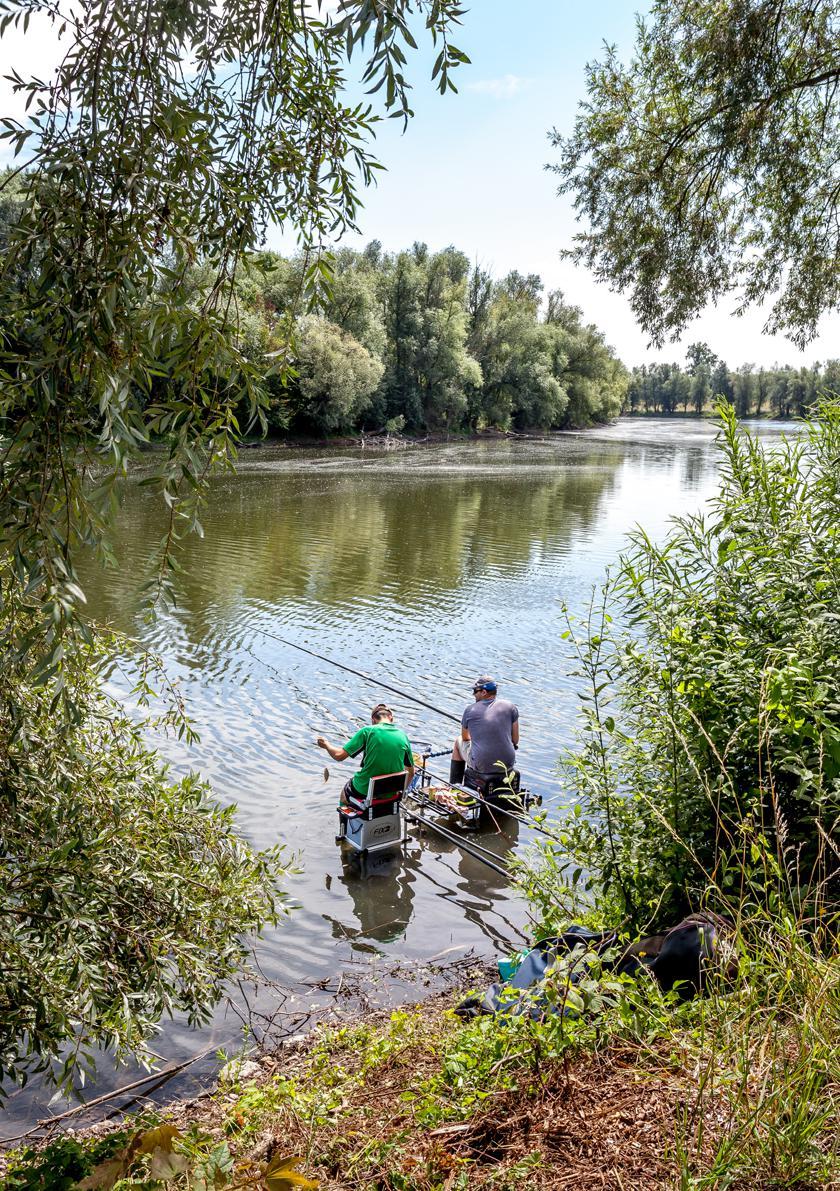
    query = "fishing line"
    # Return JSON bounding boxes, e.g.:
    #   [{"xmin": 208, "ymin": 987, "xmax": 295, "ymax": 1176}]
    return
[
  {"xmin": 249, "ymin": 625, "xmax": 461, "ymax": 724},
  {"xmin": 241, "ymin": 640, "xmax": 347, "ymax": 733},
  {"xmin": 247, "ymin": 625, "xmax": 562, "ymax": 841},
  {"xmin": 404, "ymin": 792, "xmax": 514, "ymax": 866}
]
